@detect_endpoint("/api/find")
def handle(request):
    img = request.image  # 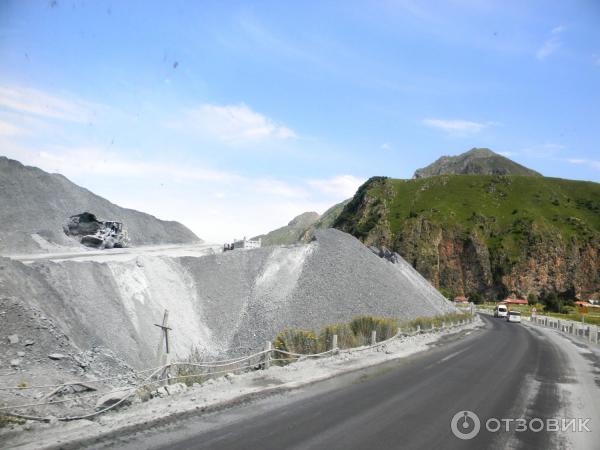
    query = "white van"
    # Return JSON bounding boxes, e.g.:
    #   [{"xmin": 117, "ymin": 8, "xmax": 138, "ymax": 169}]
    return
[
  {"xmin": 506, "ymin": 310, "xmax": 522, "ymax": 323},
  {"xmin": 494, "ymin": 304, "xmax": 508, "ymax": 318}
]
